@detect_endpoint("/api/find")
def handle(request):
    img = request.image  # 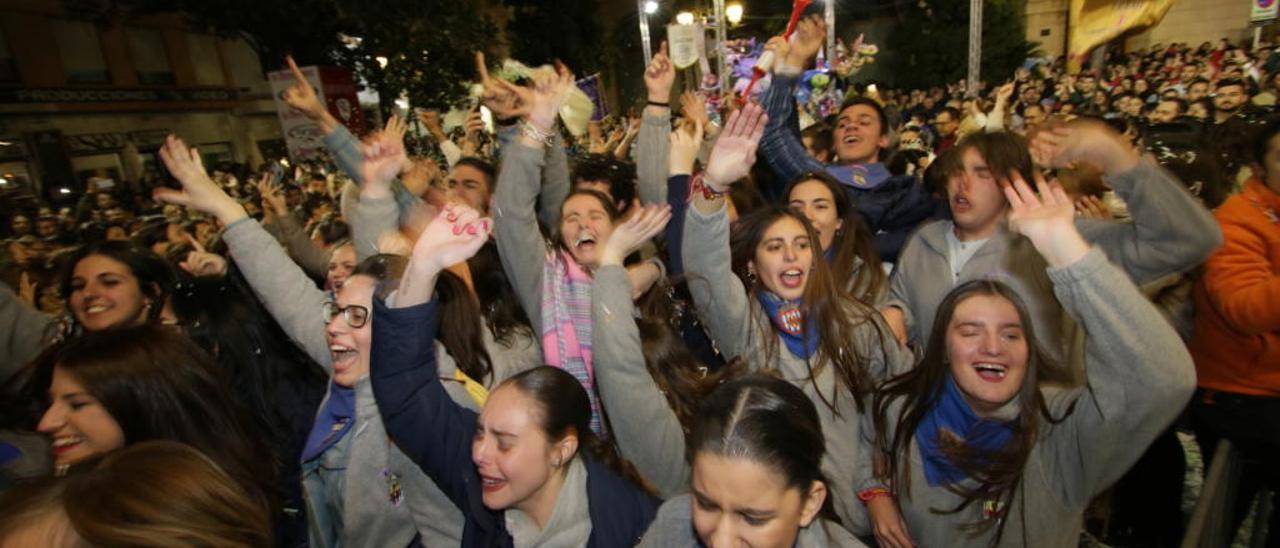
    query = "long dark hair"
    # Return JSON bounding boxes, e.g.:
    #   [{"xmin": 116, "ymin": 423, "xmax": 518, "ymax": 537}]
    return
[
  {"xmin": 783, "ymin": 171, "xmax": 887, "ymax": 305},
  {"xmin": 467, "ymin": 242, "xmax": 534, "ymax": 346},
  {"xmin": 872, "ymin": 280, "xmax": 1071, "ymax": 544},
  {"xmin": 634, "ymin": 279, "xmax": 746, "ymax": 432},
  {"xmin": 500, "ymin": 366, "xmax": 655, "ymax": 496},
  {"xmin": 38, "ymin": 325, "xmax": 277, "ymax": 514},
  {"xmin": 57, "ymin": 240, "xmax": 176, "ymax": 333},
  {"xmin": 728, "ymin": 205, "xmax": 884, "ymax": 413},
  {"xmin": 689, "ymin": 373, "xmax": 834, "ymax": 518}
]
